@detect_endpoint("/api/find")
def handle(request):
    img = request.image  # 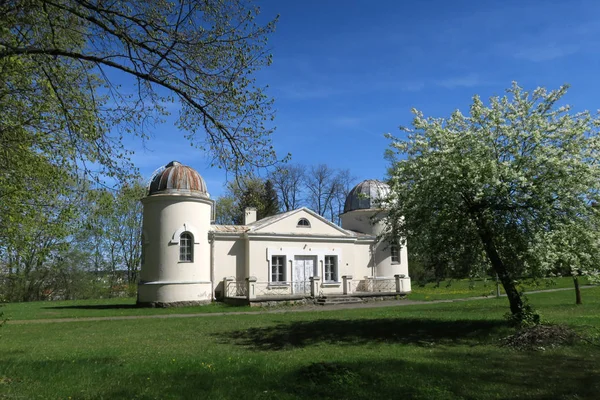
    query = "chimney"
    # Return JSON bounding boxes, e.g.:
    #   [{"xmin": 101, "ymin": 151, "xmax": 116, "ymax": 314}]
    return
[{"xmin": 244, "ymin": 207, "xmax": 257, "ymax": 225}]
